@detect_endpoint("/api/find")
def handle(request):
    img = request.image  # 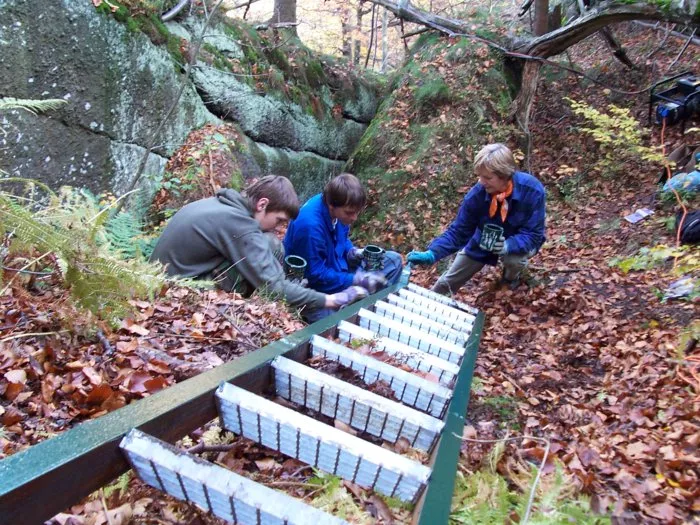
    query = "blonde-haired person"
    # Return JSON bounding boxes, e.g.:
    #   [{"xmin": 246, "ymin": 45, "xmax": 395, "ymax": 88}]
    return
[
  {"xmin": 407, "ymin": 143, "xmax": 546, "ymax": 292},
  {"xmin": 150, "ymin": 175, "xmax": 367, "ymax": 315}
]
